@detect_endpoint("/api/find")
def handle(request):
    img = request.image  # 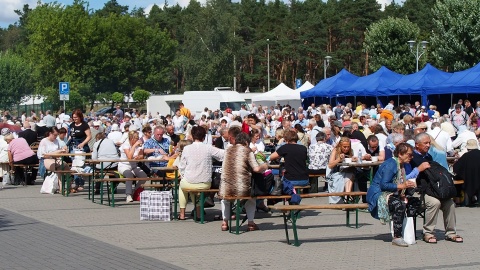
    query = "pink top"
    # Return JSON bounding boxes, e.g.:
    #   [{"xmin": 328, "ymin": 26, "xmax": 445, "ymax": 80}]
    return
[{"xmin": 7, "ymin": 138, "xmax": 35, "ymax": 162}]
